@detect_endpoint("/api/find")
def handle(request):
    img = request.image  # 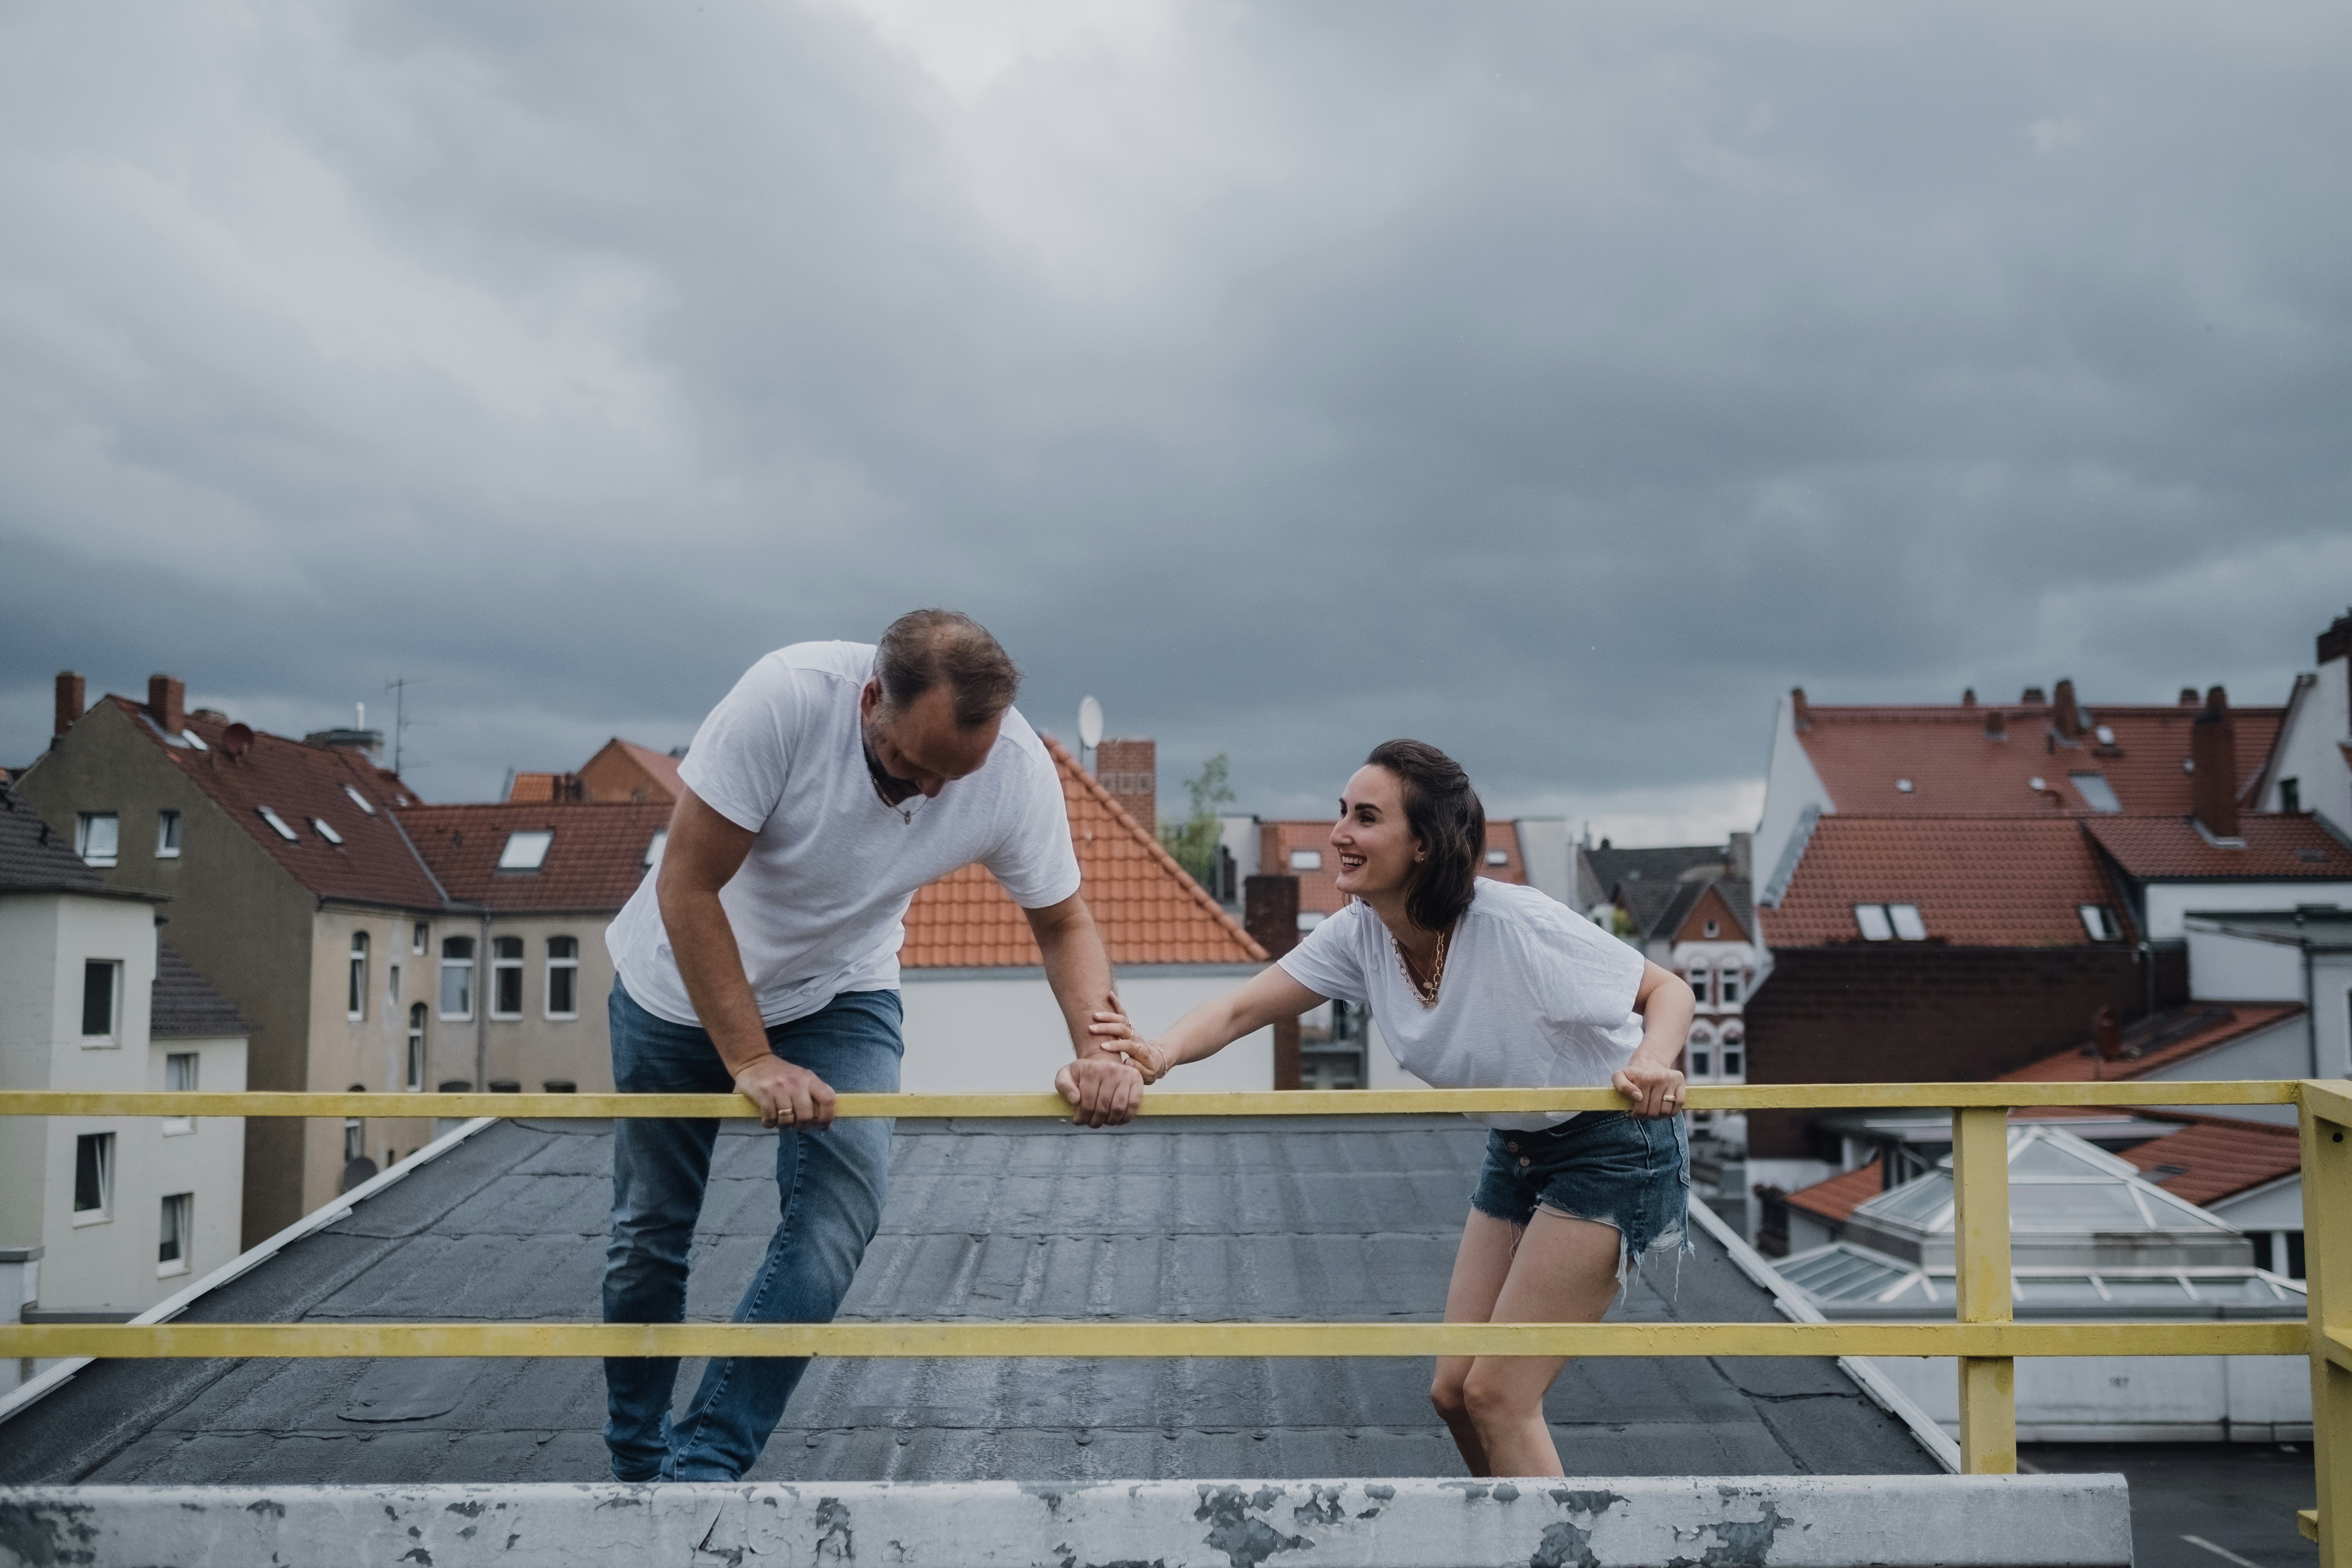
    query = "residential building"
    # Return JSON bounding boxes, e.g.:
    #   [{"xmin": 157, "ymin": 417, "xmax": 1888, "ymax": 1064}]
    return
[
  {"xmin": 0, "ymin": 786, "xmax": 246, "ymax": 1367},
  {"xmin": 507, "ymin": 738, "xmax": 684, "ymax": 806},
  {"xmin": 2248, "ymin": 610, "xmax": 2352, "ymax": 825}
]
